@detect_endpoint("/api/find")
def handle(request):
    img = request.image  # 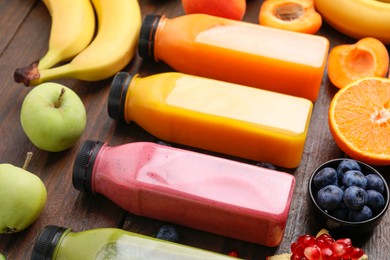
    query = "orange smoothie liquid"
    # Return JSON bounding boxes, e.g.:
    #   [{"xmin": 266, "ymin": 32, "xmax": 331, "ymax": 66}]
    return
[
  {"xmin": 138, "ymin": 14, "xmax": 329, "ymax": 102},
  {"xmin": 72, "ymin": 140, "xmax": 296, "ymax": 246},
  {"xmin": 108, "ymin": 72, "xmax": 313, "ymax": 168}
]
